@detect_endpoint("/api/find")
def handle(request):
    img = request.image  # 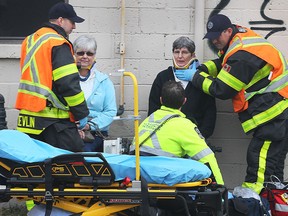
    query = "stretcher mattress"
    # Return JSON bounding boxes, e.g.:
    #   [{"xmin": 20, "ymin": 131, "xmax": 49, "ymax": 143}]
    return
[{"xmin": 0, "ymin": 130, "xmax": 211, "ymax": 186}]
